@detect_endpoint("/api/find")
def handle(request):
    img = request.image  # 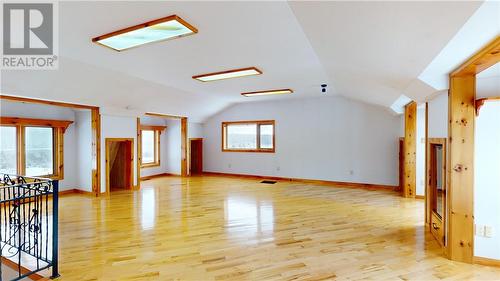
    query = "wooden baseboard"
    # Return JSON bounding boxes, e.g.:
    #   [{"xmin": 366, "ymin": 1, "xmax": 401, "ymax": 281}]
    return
[
  {"xmin": 140, "ymin": 173, "xmax": 180, "ymax": 181},
  {"xmin": 1, "ymin": 256, "xmax": 45, "ymax": 280},
  {"xmin": 474, "ymin": 256, "xmax": 500, "ymax": 267},
  {"xmin": 59, "ymin": 189, "xmax": 93, "ymax": 196},
  {"xmin": 415, "ymin": 195, "xmax": 425, "ymax": 199},
  {"xmin": 202, "ymin": 171, "xmax": 398, "ymax": 191}
]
